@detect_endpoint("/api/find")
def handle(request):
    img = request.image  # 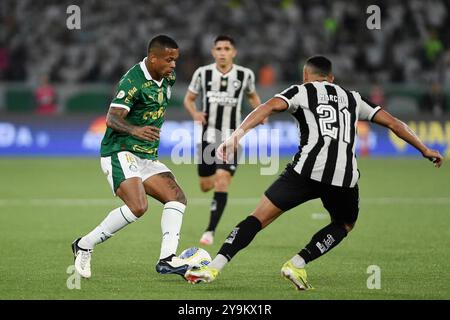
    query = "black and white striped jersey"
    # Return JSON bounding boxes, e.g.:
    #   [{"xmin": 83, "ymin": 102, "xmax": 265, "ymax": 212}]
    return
[
  {"xmin": 275, "ymin": 81, "xmax": 381, "ymax": 188},
  {"xmin": 188, "ymin": 63, "xmax": 256, "ymax": 143}
]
